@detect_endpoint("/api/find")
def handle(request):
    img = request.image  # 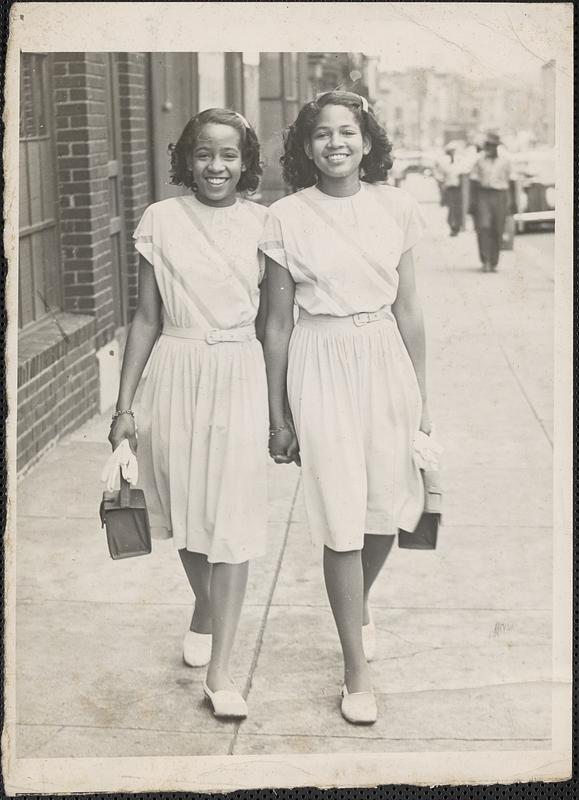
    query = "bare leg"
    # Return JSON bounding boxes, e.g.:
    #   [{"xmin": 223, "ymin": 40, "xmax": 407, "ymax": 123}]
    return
[
  {"xmin": 323, "ymin": 547, "xmax": 372, "ymax": 694},
  {"xmin": 205, "ymin": 561, "xmax": 249, "ymax": 693},
  {"xmin": 178, "ymin": 549, "xmax": 212, "ymax": 634},
  {"xmin": 361, "ymin": 534, "xmax": 395, "ymax": 625}
]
